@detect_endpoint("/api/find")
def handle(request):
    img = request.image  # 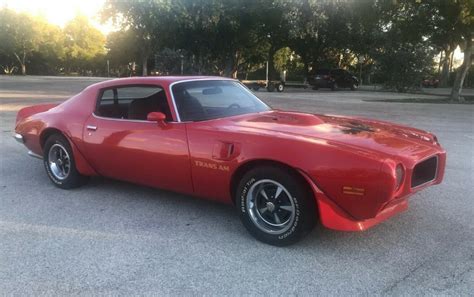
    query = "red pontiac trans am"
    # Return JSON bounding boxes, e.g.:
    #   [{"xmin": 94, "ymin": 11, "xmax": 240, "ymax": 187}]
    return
[{"xmin": 14, "ymin": 76, "xmax": 446, "ymax": 246}]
